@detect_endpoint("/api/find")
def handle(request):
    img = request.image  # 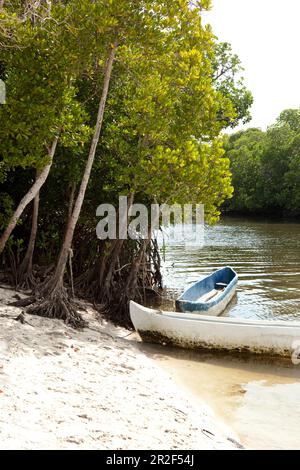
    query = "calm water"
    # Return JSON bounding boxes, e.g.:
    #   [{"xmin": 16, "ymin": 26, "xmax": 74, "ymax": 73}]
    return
[
  {"xmin": 142, "ymin": 217, "xmax": 300, "ymax": 448},
  {"xmin": 144, "ymin": 344, "xmax": 300, "ymax": 449},
  {"xmin": 159, "ymin": 217, "xmax": 300, "ymax": 320}
]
